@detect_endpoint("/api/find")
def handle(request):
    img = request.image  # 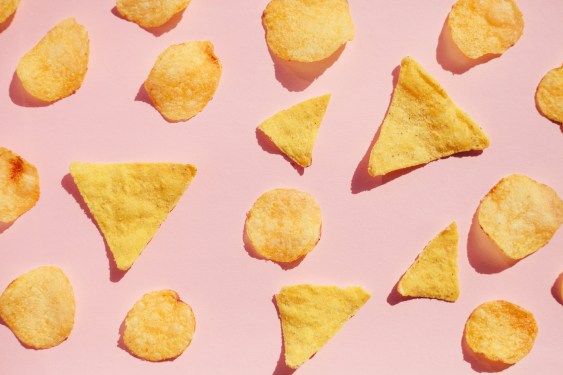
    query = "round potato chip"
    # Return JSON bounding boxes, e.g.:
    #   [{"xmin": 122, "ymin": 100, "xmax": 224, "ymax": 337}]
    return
[
  {"xmin": 245, "ymin": 188, "xmax": 322, "ymax": 263},
  {"xmin": 448, "ymin": 0, "xmax": 524, "ymax": 59},
  {"xmin": 123, "ymin": 290, "xmax": 196, "ymax": 361},
  {"xmin": 145, "ymin": 41, "xmax": 222, "ymax": 122},
  {"xmin": 263, "ymin": 0, "xmax": 355, "ymax": 62},
  {"xmin": 116, "ymin": 0, "xmax": 191, "ymax": 28},
  {"xmin": 0, "ymin": 0, "xmax": 20, "ymax": 24},
  {"xmin": 536, "ymin": 64, "xmax": 563, "ymax": 125}
]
